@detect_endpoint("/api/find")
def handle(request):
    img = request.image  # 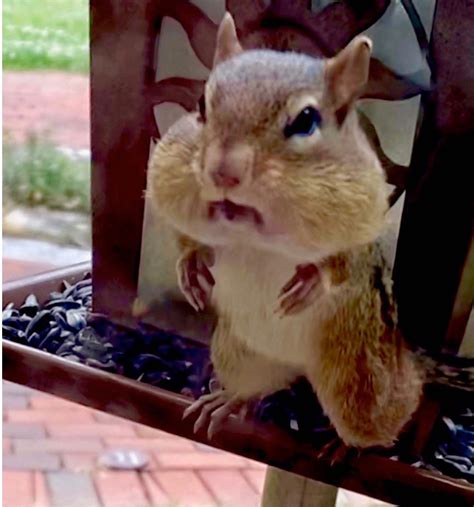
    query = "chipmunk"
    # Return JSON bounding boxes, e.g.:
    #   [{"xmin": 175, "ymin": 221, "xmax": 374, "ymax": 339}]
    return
[{"xmin": 149, "ymin": 13, "xmax": 473, "ymax": 455}]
